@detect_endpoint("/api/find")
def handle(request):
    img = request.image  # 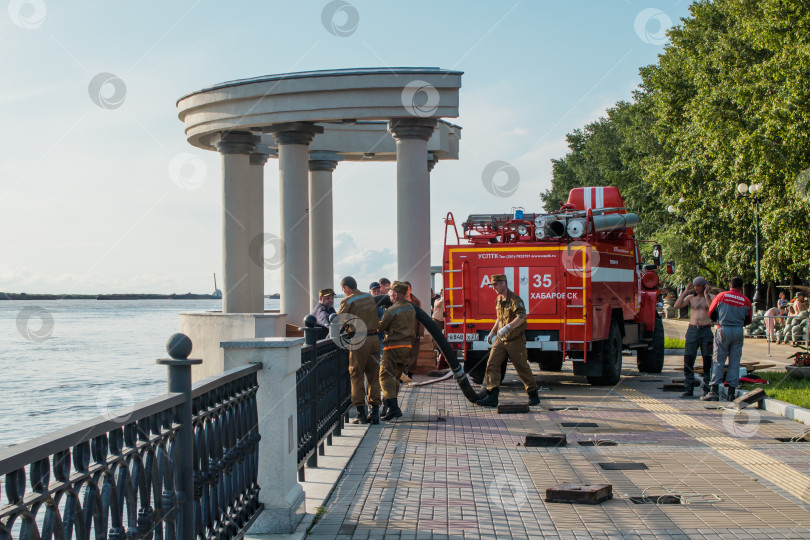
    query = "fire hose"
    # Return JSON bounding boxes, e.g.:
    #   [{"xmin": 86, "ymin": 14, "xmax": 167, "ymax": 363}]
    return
[{"xmin": 374, "ymin": 295, "xmax": 481, "ymax": 404}]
